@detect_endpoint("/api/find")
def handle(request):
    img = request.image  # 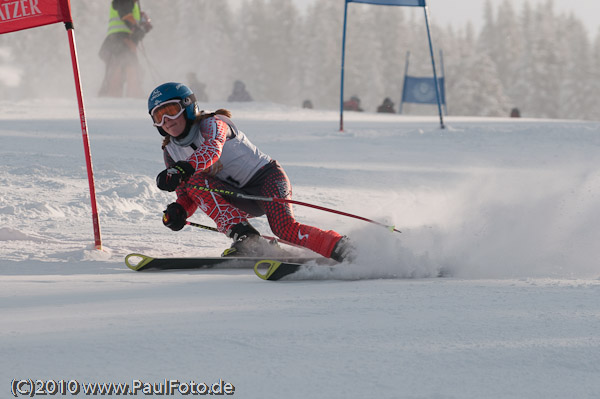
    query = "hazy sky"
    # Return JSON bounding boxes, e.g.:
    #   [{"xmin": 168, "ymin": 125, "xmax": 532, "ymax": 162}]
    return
[{"xmin": 293, "ymin": 0, "xmax": 600, "ymax": 37}]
